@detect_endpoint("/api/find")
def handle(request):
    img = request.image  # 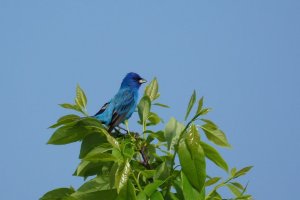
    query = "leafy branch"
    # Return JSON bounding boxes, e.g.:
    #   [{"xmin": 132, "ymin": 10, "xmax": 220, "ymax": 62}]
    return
[{"xmin": 41, "ymin": 78, "xmax": 253, "ymax": 200}]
